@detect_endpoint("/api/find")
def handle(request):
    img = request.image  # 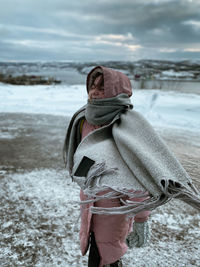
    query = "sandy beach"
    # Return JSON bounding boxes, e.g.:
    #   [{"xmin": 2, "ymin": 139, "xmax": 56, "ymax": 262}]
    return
[{"xmin": 0, "ymin": 112, "xmax": 199, "ymax": 266}]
